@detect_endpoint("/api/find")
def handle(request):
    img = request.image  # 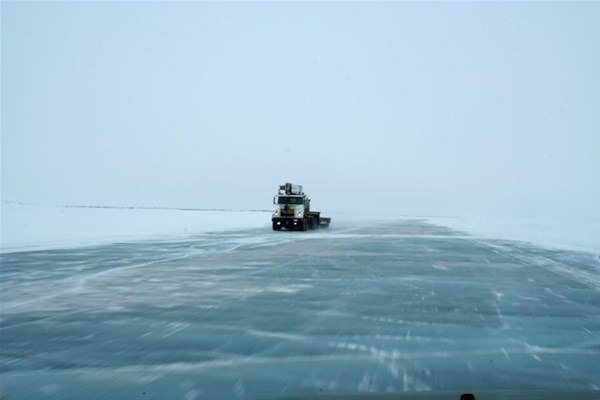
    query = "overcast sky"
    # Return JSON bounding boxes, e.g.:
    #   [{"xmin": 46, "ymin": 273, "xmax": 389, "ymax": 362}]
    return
[{"xmin": 2, "ymin": 2, "xmax": 599, "ymax": 221}]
